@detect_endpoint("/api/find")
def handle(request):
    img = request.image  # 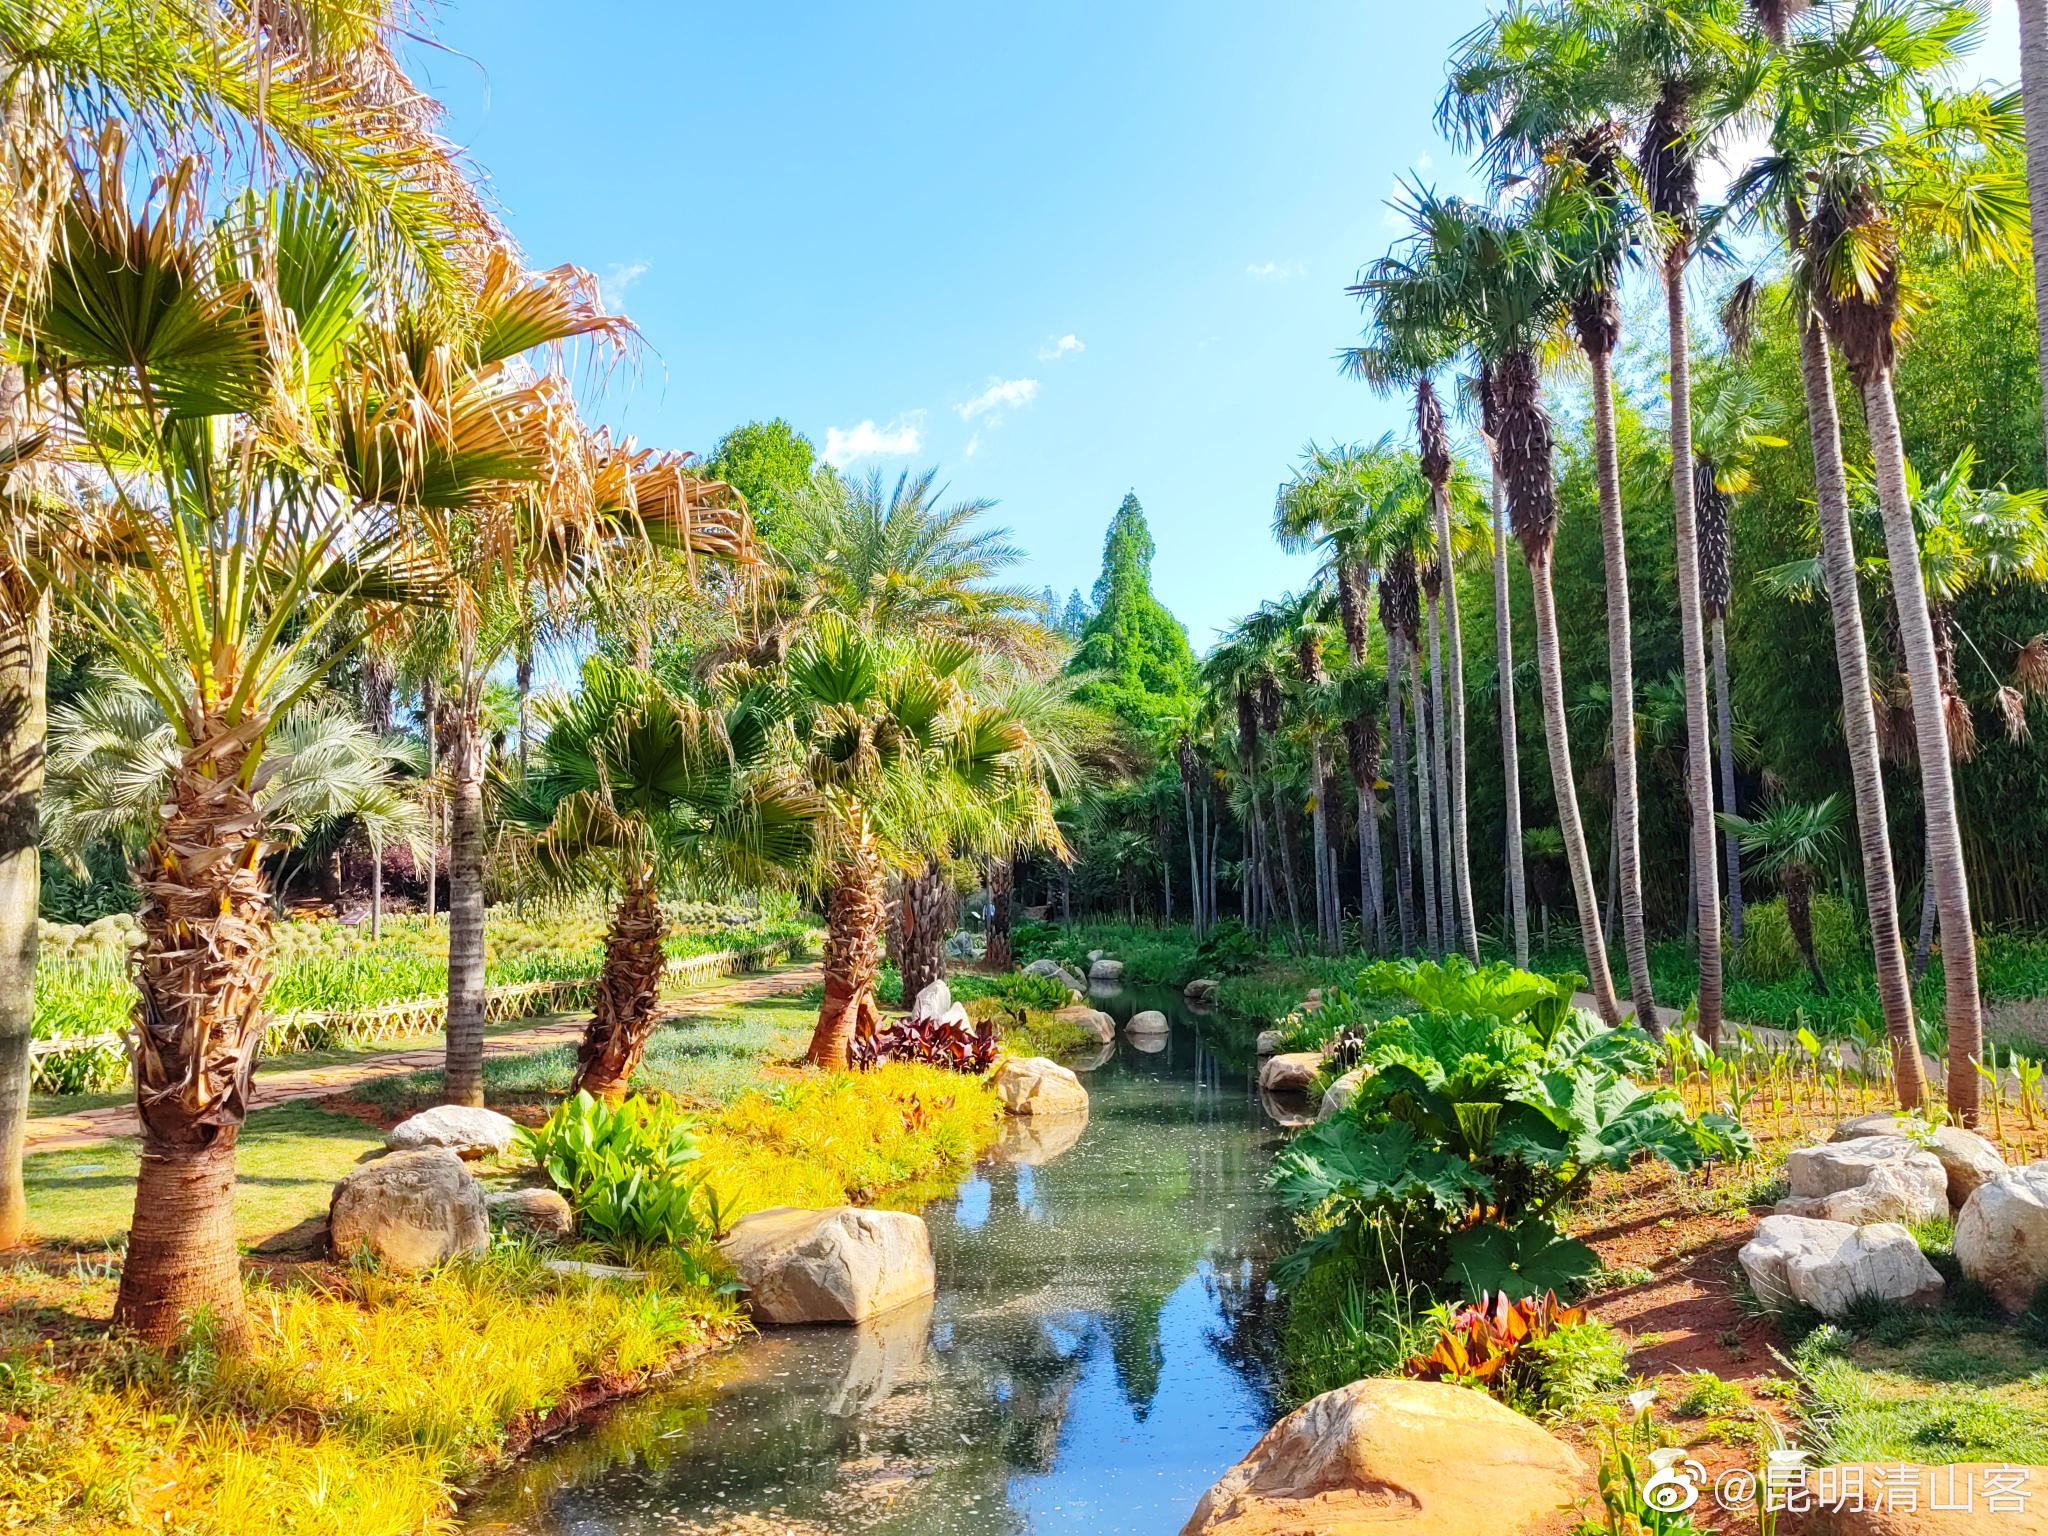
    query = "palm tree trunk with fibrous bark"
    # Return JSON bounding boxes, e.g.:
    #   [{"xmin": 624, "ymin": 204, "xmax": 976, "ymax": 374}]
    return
[
  {"xmin": 1489, "ymin": 473, "xmax": 1530, "ymax": 968},
  {"xmin": 2019, "ymin": 0, "xmax": 2048, "ymax": 467},
  {"xmin": 1530, "ymin": 553, "xmax": 1624, "ymax": 1025},
  {"xmin": 0, "ymin": 595, "xmax": 45, "ymax": 1249},
  {"xmin": 570, "ymin": 872, "xmax": 668, "ymax": 1102},
  {"xmin": 1800, "ymin": 315, "xmax": 1927, "ymax": 1109},
  {"xmin": 986, "ymin": 857, "xmax": 1014, "ymax": 971},
  {"xmin": 1859, "ymin": 372, "xmax": 1984, "ymax": 1122},
  {"xmin": 441, "ymin": 678, "xmax": 488, "ymax": 1107},
  {"xmin": 900, "ymin": 857, "xmax": 950, "ymax": 1001},
  {"xmin": 1587, "ymin": 345, "xmax": 1656, "ymax": 1019},
  {"xmin": 1386, "ymin": 630, "xmax": 1417, "ymax": 953},
  {"xmin": 809, "ymin": 838, "xmax": 886, "ymax": 1071},
  {"xmin": 1712, "ymin": 618, "xmax": 1744, "ymax": 946},
  {"xmin": 1425, "ymin": 593, "xmax": 1458, "ymax": 956},
  {"xmin": 1430, "ymin": 496, "xmax": 1481, "ymax": 964},
  {"xmin": 421, "ymin": 676, "xmax": 438, "ymax": 919},
  {"xmin": 1270, "ymin": 778, "xmax": 1305, "ymax": 953},
  {"xmin": 1410, "ymin": 646, "xmax": 1442, "ymax": 956},
  {"xmin": 113, "ymin": 723, "xmax": 275, "ymax": 1348},
  {"xmin": 1666, "ymin": 264, "xmax": 1724, "ymax": 1045}
]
